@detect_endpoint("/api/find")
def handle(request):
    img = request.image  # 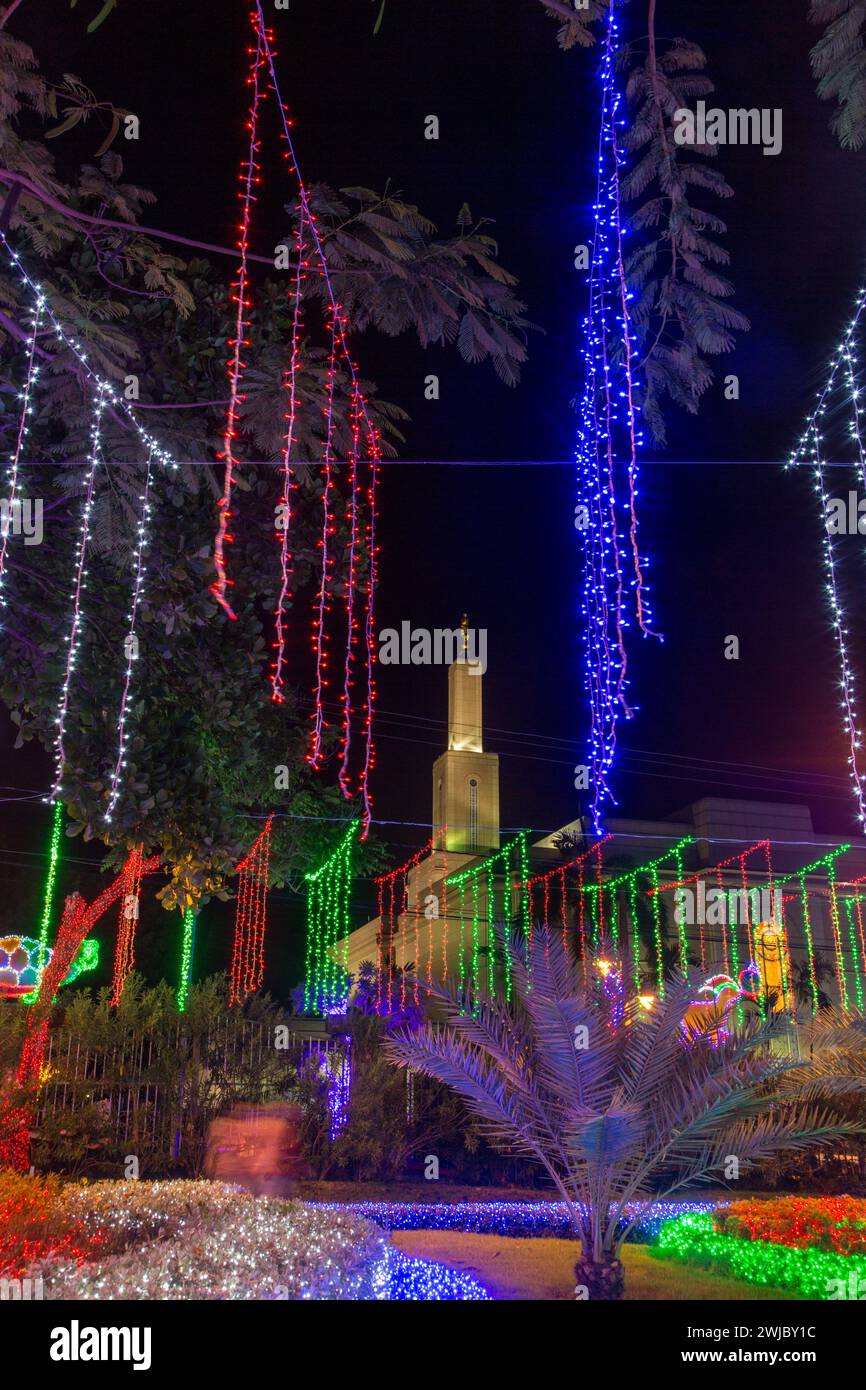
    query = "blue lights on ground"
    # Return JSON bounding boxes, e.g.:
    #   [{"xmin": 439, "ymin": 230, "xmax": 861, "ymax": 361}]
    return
[
  {"xmin": 376, "ymin": 1248, "xmax": 489, "ymax": 1301},
  {"xmin": 315, "ymin": 1199, "xmax": 715, "ymax": 1244}
]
